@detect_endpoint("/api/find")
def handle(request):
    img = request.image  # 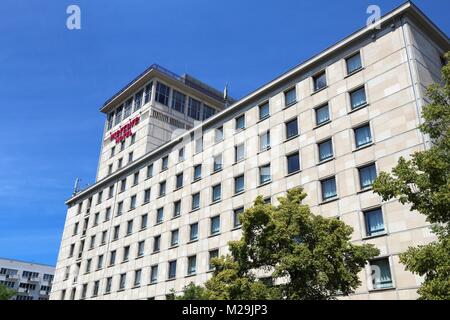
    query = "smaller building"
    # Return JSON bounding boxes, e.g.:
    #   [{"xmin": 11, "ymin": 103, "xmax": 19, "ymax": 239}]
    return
[{"xmin": 0, "ymin": 258, "xmax": 55, "ymax": 300}]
